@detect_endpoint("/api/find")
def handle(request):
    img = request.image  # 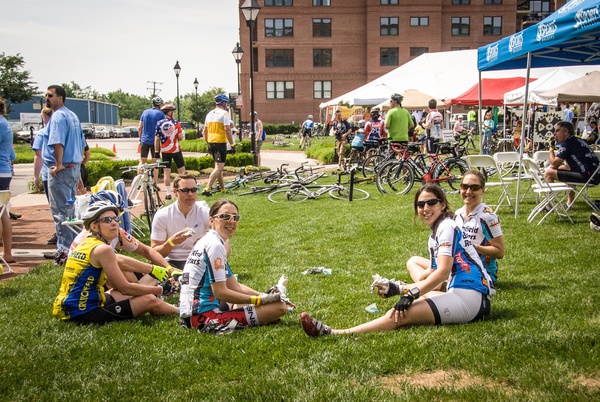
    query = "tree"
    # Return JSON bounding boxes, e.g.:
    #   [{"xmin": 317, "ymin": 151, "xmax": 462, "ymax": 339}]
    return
[
  {"xmin": 0, "ymin": 53, "xmax": 38, "ymax": 111},
  {"xmin": 61, "ymin": 81, "xmax": 107, "ymax": 101},
  {"xmin": 107, "ymin": 90, "xmax": 150, "ymax": 121}
]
